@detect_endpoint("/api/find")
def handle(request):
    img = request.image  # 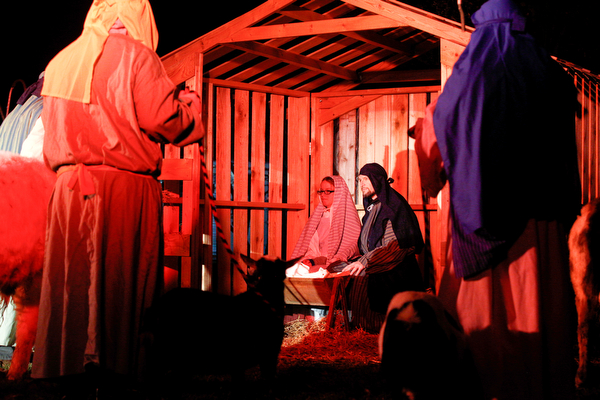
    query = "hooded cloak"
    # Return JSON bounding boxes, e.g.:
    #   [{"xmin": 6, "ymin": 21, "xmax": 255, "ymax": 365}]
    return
[
  {"xmin": 41, "ymin": 0, "xmax": 159, "ymax": 103},
  {"xmin": 433, "ymin": 0, "xmax": 580, "ymax": 277},
  {"xmin": 291, "ymin": 175, "xmax": 361, "ymax": 264},
  {"xmin": 359, "ymin": 163, "xmax": 424, "ymax": 254}
]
